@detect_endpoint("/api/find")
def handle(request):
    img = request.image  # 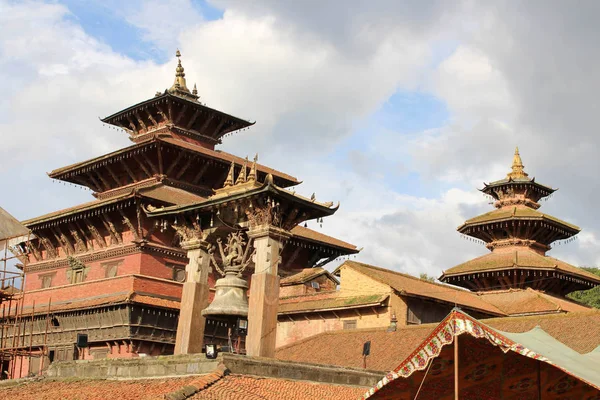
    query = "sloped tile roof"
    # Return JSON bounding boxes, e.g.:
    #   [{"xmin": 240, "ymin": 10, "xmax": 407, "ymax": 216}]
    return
[
  {"xmin": 190, "ymin": 374, "xmax": 366, "ymax": 399},
  {"xmin": 279, "ymin": 291, "xmax": 389, "ymax": 314},
  {"xmin": 442, "ymin": 247, "xmax": 600, "ymax": 283},
  {"xmin": 0, "ymin": 376, "xmax": 201, "ymax": 400},
  {"xmin": 0, "ymin": 207, "xmax": 30, "ymax": 241},
  {"xmin": 460, "ymin": 205, "xmax": 580, "ymax": 231},
  {"xmin": 340, "ymin": 261, "xmax": 504, "ymax": 316},
  {"xmin": 17, "ymin": 292, "xmax": 180, "ymax": 316},
  {"xmin": 290, "ymin": 225, "xmax": 358, "ymax": 252},
  {"xmin": 476, "ymin": 288, "xmax": 592, "ymax": 315},
  {"xmin": 276, "ymin": 310, "xmax": 600, "ymax": 371},
  {"xmin": 276, "ymin": 324, "xmax": 434, "ymax": 371},
  {"xmin": 0, "ymin": 364, "xmax": 366, "ymax": 400},
  {"xmin": 280, "ymin": 267, "xmax": 338, "ymax": 286},
  {"xmin": 22, "ymin": 183, "xmax": 204, "ymax": 226}
]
